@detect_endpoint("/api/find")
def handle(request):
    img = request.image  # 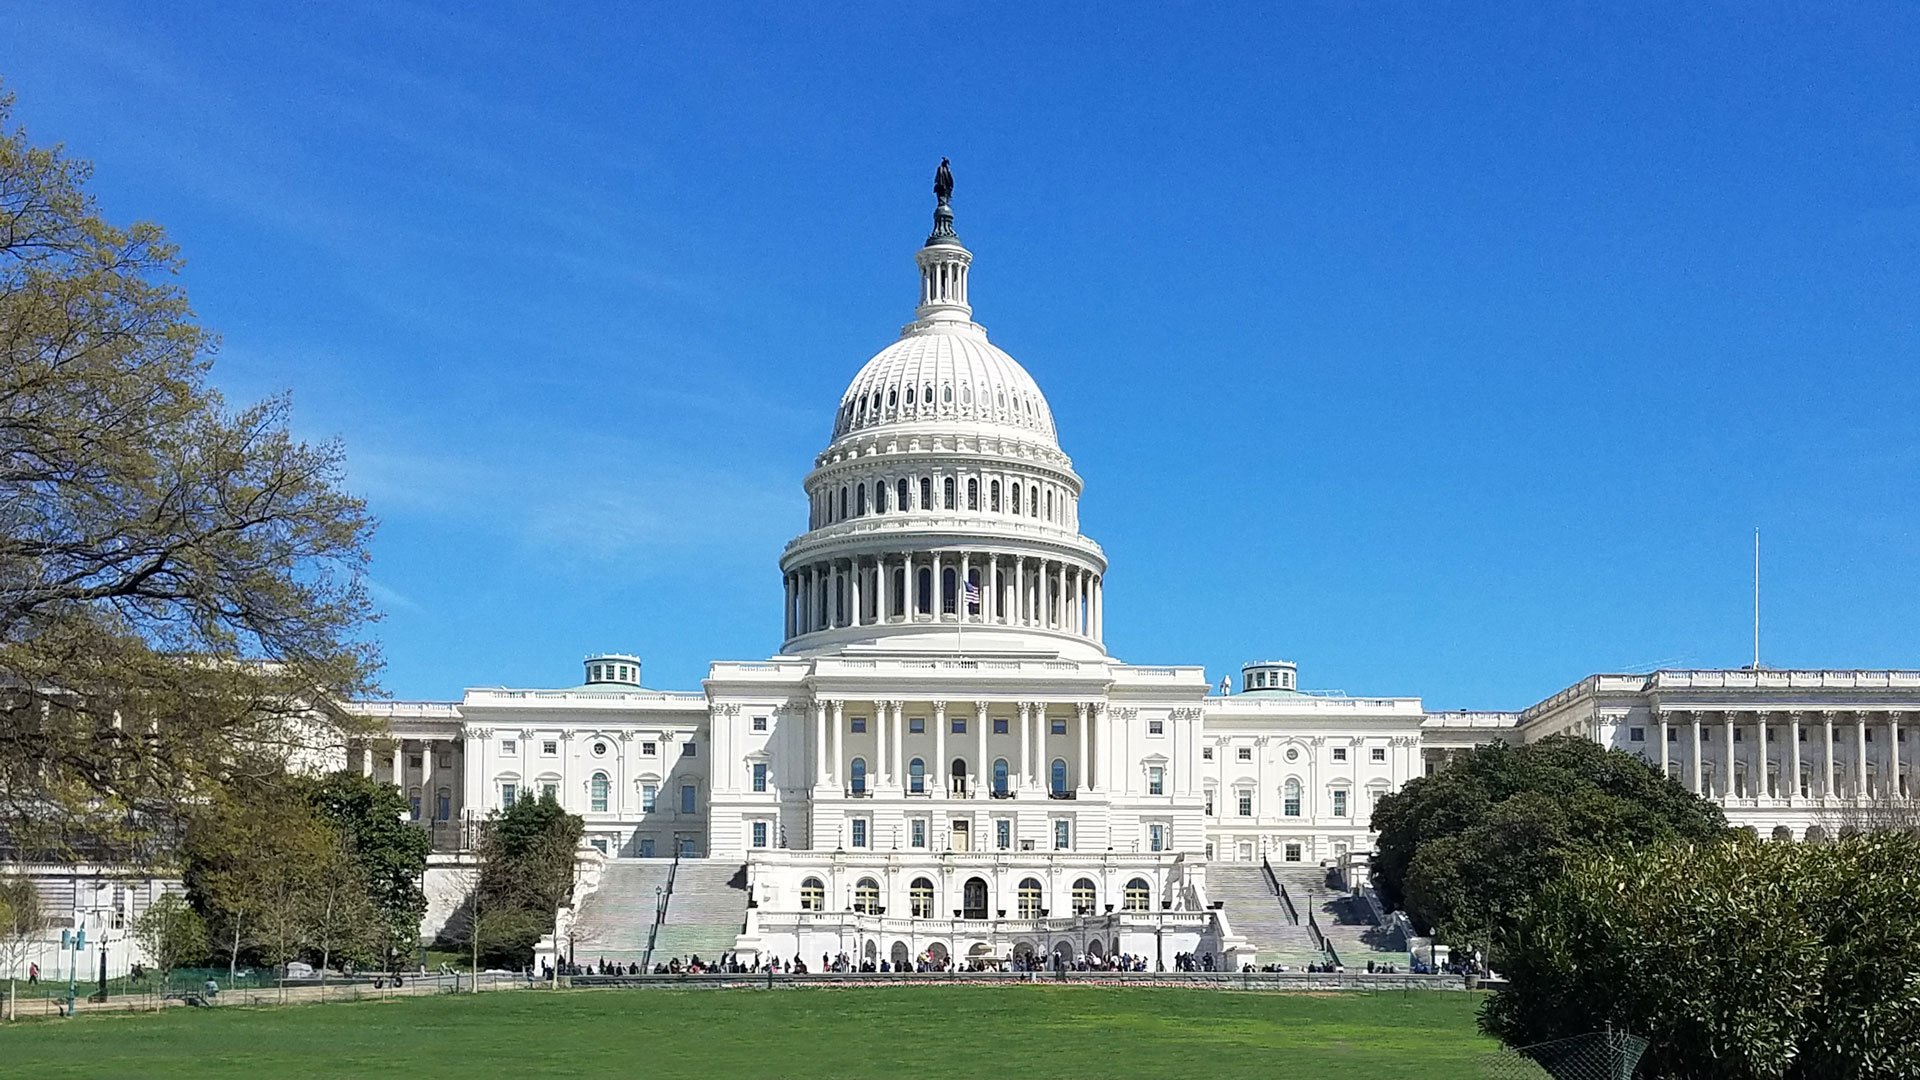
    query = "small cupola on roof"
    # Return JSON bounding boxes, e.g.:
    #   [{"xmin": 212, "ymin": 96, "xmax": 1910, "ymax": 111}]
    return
[
  {"xmin": 583, "ymin": 653, "xmax": 642, "ymax": 687},
  {"xmin": 914, "ymin": 156, "xmax": 972, "ymax": 324},
  {"xmin": 1242, "ymin": 659, "xmax": 1299, "ymax": 693}
]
